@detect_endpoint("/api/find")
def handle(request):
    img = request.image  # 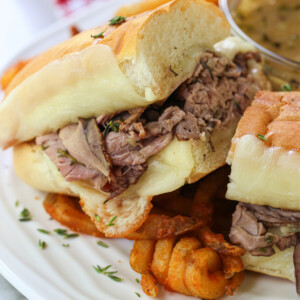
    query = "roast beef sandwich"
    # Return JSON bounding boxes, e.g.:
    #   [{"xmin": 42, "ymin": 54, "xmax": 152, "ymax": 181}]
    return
[
  {"xmin": 0, "ymin": 0, "xmax": 269, "ymax": 237},
  {"xmin": 226, "ymin": 91, "xmax": 300, "ymax": 293}
]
